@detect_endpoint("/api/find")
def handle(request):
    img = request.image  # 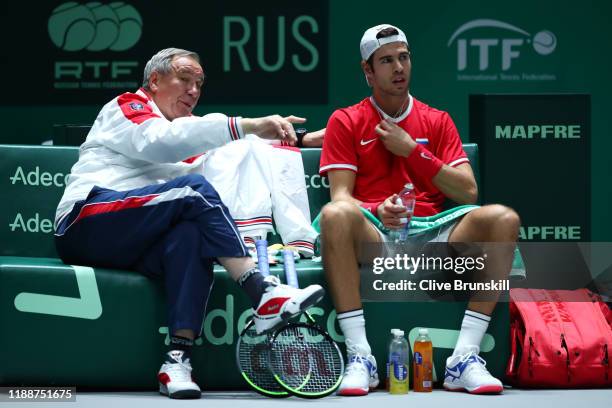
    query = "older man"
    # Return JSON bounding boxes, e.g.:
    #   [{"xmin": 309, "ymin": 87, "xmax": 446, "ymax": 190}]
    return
[{"xmin": 54, "ymin": 48, "xmax": 324, "ymax": 399}]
